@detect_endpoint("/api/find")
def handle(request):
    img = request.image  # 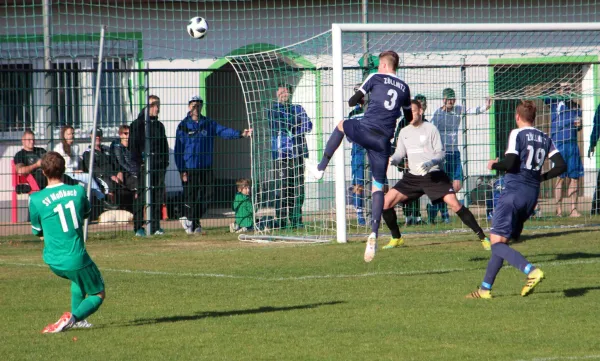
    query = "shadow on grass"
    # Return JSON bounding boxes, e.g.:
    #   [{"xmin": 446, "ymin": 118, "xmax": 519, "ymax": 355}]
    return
[
  {"xmin": 533, "ymin": 286, "xmax": 600, "ymax": 298},
  {"xmin": 513, "ymin": 228, "xmax": 599, "ymax": 242},
  {"xmin": 469, "ymin": 251, "xmax": 600, "ymax": 263},
  {"xmin": 120, "ymin": 301, "xmax": 345, "ymax": 327}
]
